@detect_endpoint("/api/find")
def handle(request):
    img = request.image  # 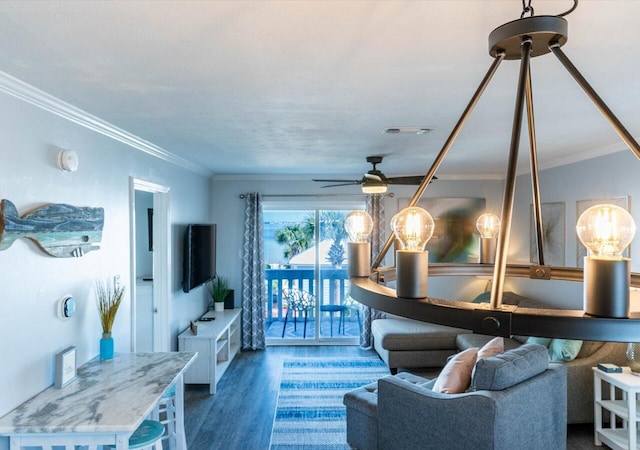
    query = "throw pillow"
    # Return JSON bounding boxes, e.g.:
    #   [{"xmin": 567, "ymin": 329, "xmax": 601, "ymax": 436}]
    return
[
  {"xmin": 472, "ymin": 343, "xmax": 549, "ymax": 391},
  {"xmin": 526, "ymin": 336, "xmax": 552, "ymax": 347},
  {"xmin": 433, "ymin": 347, "xmax": 479, "ymax": 394},
  {"xmin": 548, "ymin": 339, "xmax": 583, "ymax": 362},
  {"xmin": 477, "ymin": 336, "xmax": 504, "ymax": 359},
  {"xmin": 471, "ymin": 291, "xmax": 491, "ymax": 304}
]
